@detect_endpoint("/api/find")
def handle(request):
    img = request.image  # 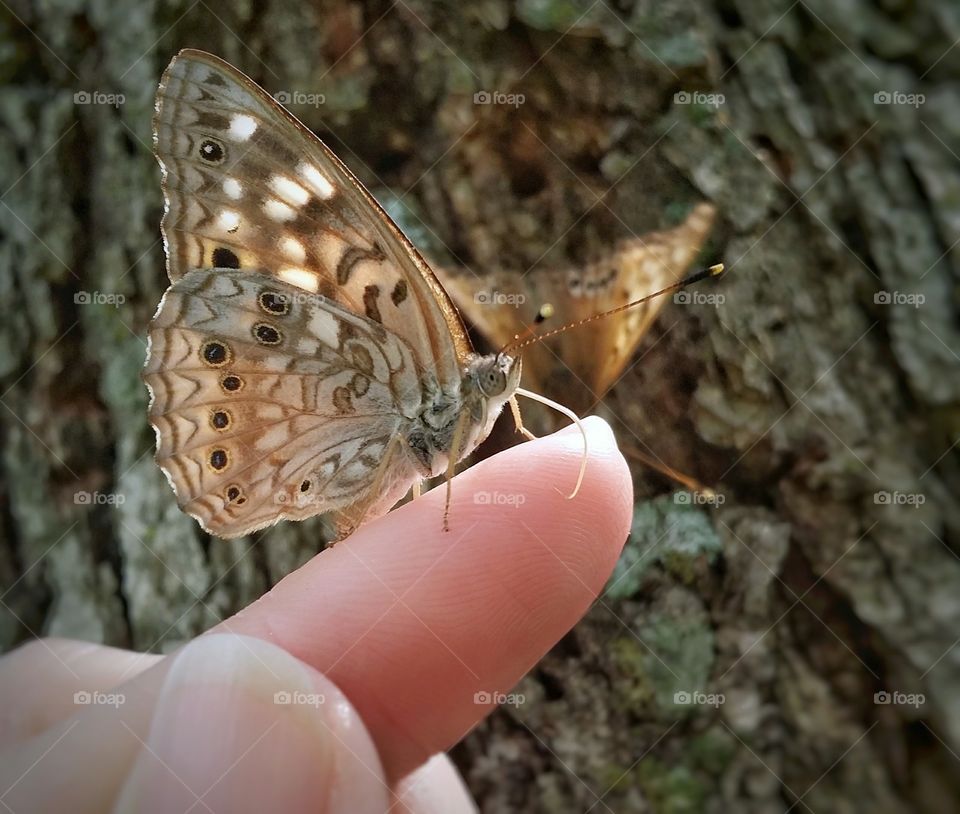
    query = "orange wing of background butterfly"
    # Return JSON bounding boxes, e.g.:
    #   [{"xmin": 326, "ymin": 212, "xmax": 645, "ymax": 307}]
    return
[{"xmin": 438, "ymin": 203, "xmax": 716, "ymax": 400}]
